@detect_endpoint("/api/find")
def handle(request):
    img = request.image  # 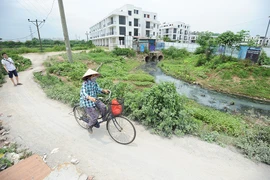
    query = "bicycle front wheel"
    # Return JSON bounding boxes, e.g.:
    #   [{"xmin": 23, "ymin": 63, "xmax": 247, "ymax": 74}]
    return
[
  {"xmin": 107, "ymin": 116, "xmax": 136, "ymax": 145},
  {"xmin": 73, "ymin": 105, "xmax": 88, "ymax": 129}
]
